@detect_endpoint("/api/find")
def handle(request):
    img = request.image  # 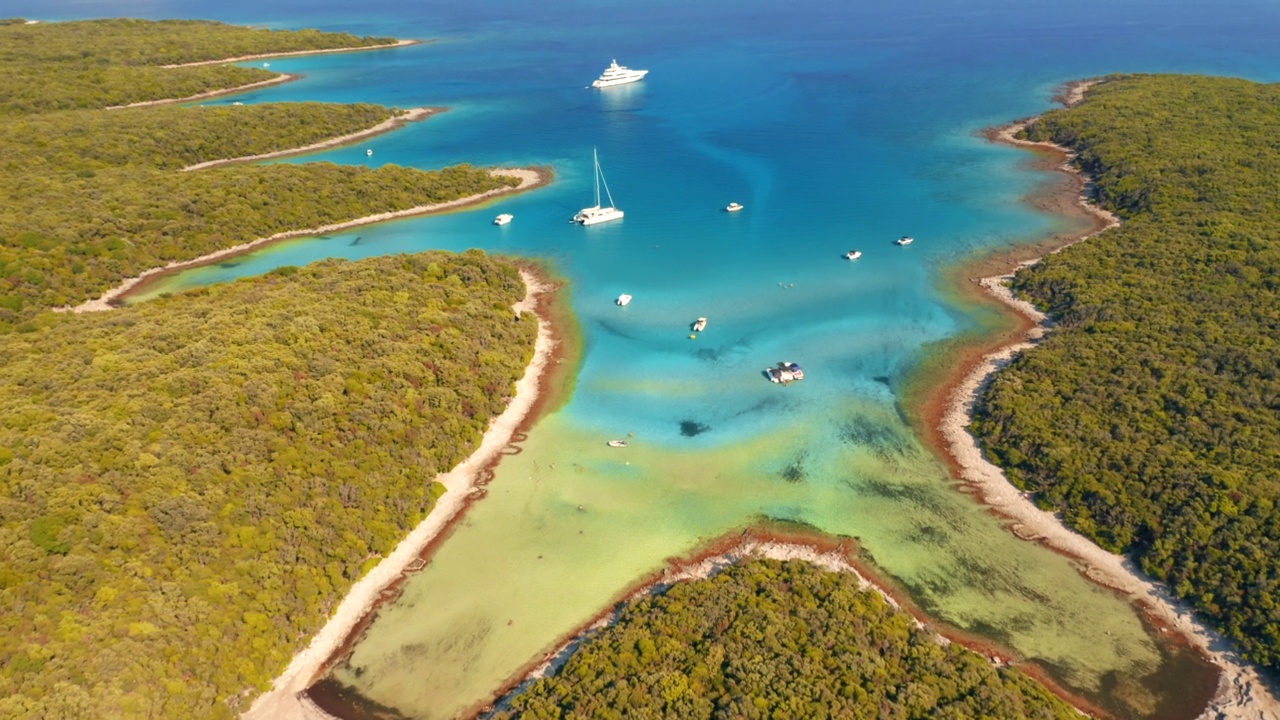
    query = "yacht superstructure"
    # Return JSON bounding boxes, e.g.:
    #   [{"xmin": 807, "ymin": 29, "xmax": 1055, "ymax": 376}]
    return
[{"xmin": 592, "ymin": 59, "xmax": 649, "ymax": 88}]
